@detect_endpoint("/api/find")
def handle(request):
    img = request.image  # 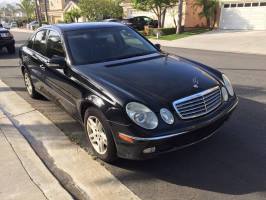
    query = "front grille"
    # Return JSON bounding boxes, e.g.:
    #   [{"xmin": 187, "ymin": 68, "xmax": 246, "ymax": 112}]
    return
[{"xmin": 173, "ymin": 86, "xmax": 222, "ymax": 119}]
